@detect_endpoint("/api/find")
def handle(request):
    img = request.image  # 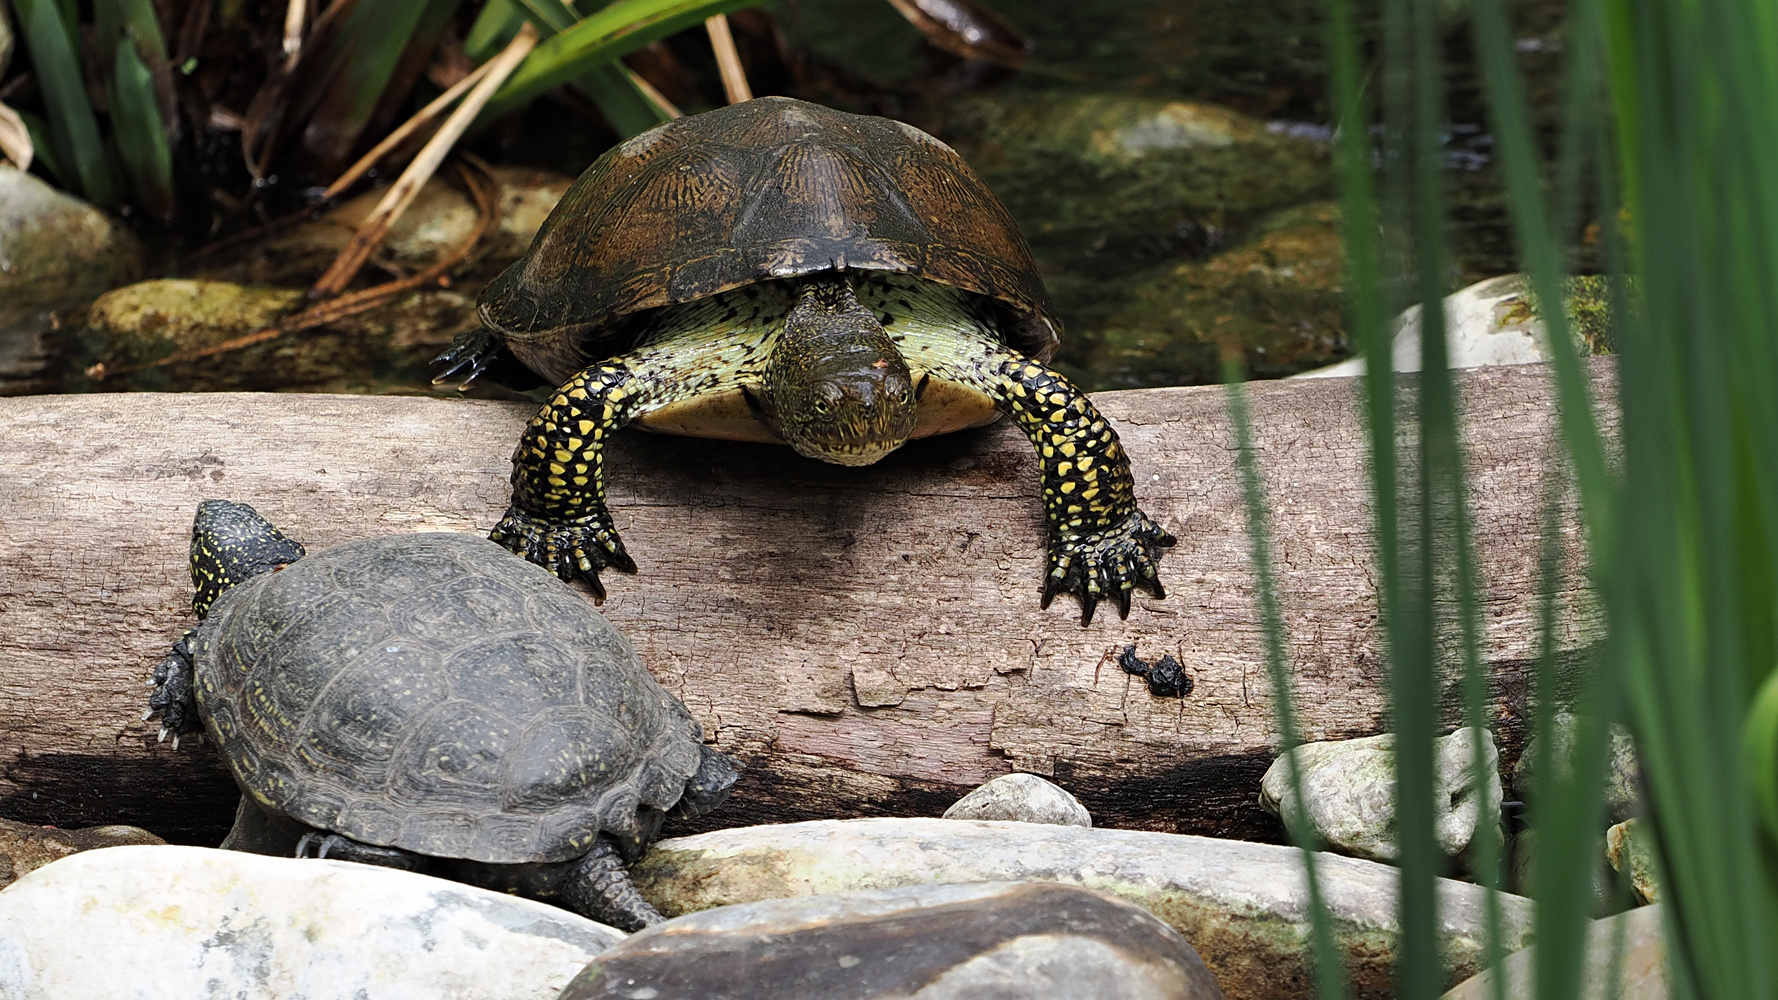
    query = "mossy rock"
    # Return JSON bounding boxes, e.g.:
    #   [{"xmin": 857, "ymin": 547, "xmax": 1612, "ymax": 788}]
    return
[
  {"xmin": 1063, "ymin": 201, "xmax": 1348, "ymax": 388},
  {"xmin": 73, "ymin": 279, "xmax": 480, "ymax": 393},
  {"xmin": 944, "ymin": 92, "xmax": 1332, "ymax": 269}
]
